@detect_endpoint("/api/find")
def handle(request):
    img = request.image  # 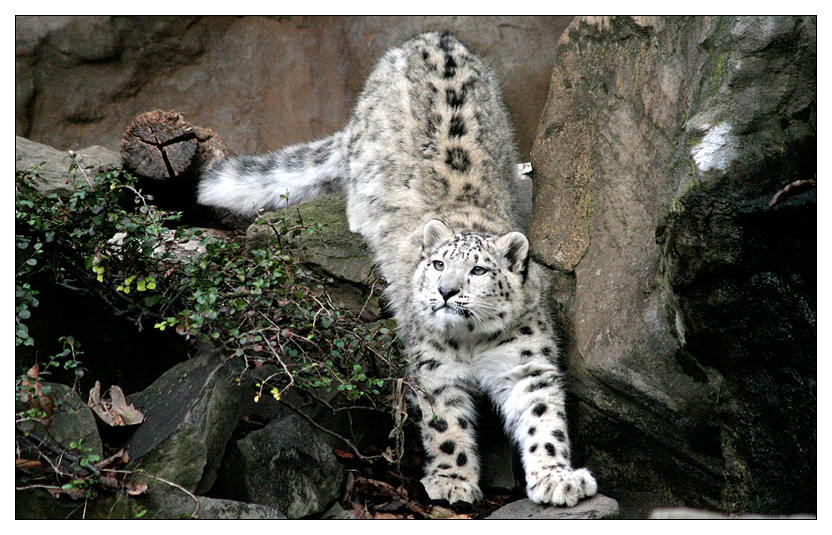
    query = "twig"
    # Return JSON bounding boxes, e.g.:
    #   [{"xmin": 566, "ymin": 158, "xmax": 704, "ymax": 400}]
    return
[
  {"xmin": 16, "ymin": 423, "xmax": 100, "ymax": 477},
  {"xmin": 278, "ymin": 398, "xmax": 385, "ymax": 462},
  {"xmin": 15, "ymin": 483, "xmax": 63, "ymax": 492},
  {"xmin": 111, "ymin": 183, "xmax": 164, "ymax": 240},
  {"xmin": 357, "ymin": 275, "xmax": 382, "ymax": 320},
  {"xmin": 109, "ymin": 469, "xmax": 201, "ymax": 519},
  {"xmin": 67, "ymin": 151, "xmax": 94, "ymax": 188}
]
